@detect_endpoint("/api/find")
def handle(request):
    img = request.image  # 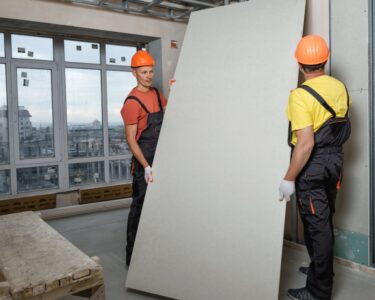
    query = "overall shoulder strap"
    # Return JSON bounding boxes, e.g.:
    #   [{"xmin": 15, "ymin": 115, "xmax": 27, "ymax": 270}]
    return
[
  {"xmin": 124, "ymin": 96, "xmax": 150, "ymax": 114},
  {"xmin": 153, "ymin": 87, "xmax": 163, "ymax": 112},
  {"xmin": 344, "ymin": 85, "xmax": 350, "ymax": 117},
  {"xmin": 299, "ymin": 85, "xmax": 336, "ymax": 118}
]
